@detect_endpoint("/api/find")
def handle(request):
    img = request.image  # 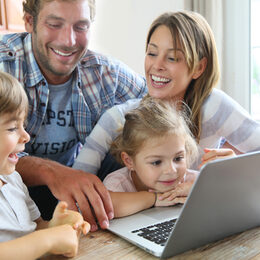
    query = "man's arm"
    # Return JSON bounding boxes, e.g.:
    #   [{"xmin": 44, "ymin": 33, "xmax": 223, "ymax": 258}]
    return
[{"xmin": 16, "ymin": 156, "xmax": 114, "ymax": 231}]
